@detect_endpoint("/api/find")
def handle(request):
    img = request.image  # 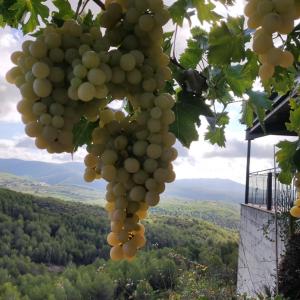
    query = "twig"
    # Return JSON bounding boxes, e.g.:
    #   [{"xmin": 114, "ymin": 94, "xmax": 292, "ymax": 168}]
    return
[
  {"xmin": 75, "ymin": 0, "xmax": 83, "ymax": 18},
  {"xmin": 170, "ymin": 57, "xmax": 185, "ymax": 70},
  {"xmin": 79, "ymin": 0, "xmax": 90, "ymax": 15},
  {"xmin": 172, "ymin": 24, "xmax": 178, "ymax": 59},
  {"xmin": 92, "ymin": 0, "xmax": 106, "ymax": 10}
]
